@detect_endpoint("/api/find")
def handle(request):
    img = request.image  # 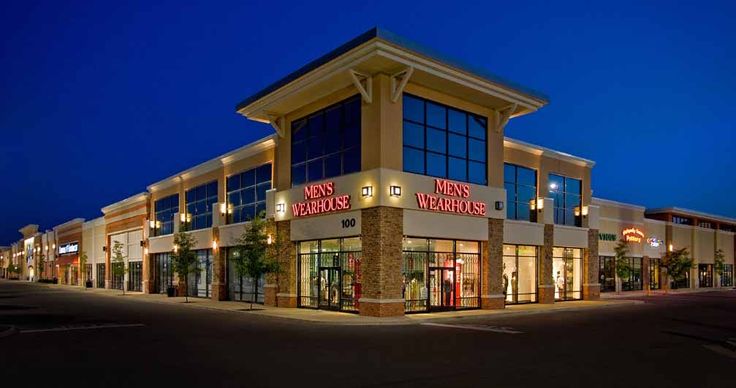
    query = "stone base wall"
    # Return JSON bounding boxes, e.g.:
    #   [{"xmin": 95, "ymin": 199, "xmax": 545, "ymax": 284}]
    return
[
  {"xmin": 359, "ymin": 207, "xmax": 404, "ymax": 316},
  {"xmin": 538, "ymin": 285, "xmax": 555, "ymax": 304},
  {"xmin": 582, "ymin": 284, "xmax": 600, "ymax": 300},
  {"xmin": 277, "ymin": 294, "xmax": 297, "ymax": 308},
  {"xmin": 359, "ymin": 301, "xmax": 404, "ymax": 317},
  {"xmin": 583, "ymin": 229, "xmax": 600, "ymax": 300},
  {"xmin": 481, "ymin": 296, "xmax": 505, "ymax": 309},
  {"xmin": 486, "ymin": 218, "xmax": 505, "ymax": 310},
  {"xmin": 264, "ymin": 284, "xmax": 277, "ymax": 306},
  {"xmin": 540, "ymin": 224, "xmax": 554, "ymax": 303}
]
